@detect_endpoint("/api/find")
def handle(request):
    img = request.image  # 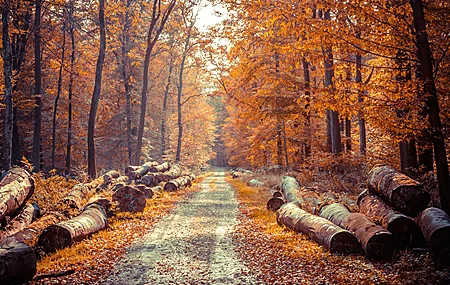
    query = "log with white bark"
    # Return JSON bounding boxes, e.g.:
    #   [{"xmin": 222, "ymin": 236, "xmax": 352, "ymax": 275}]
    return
[
  {"xmin": 112, "ymin": 186, "xmax": 146, "ymax": 212},
  {"xmin": 147, "ymin": 162, "xmax": 171, "ymax": 173},
  {"xmin": 58, "ymin": 183, "xmax": 92, "ymax": 213},
  {"xmin": 125, "ymin": 161, "xmax": 159, "ymax": 179},
  {"xmin": 0, "ymin": 212, "xmax": 65, "ymax": 247},
  {"xmin": 140, "ymin": 164, "xmax": 182, "ymax": 187},
  {"xmin": 318, "ymin": 203, "xmax": 396, "ymax": 260},
  {"xmin": 0, "ymin": 203, "xmax": 40, "ymax": 242},
  {"xmin": 276, "ymin": 203, "xmax": 361, "ymax": 254},
  {"xmin": 102, "ymin": 170, "xmax": 120, "ymax": 185},
  {"xmin": 248, "ymin": 179, "xmax": 264, "ymax": 188},
  {"xmin": 358, "ymin": 189, "xmax": 425, "ymax": 249},
  {"xmin": 0, "ymin": 242, "xmax": 36, "ymax": 284},
  {"xmin": 267, "ymin": 197, "xmax": 285, "ymax": 212},
  {"xmin": 38, "ymin": 204, "xmax": 108, "ymax": 252},
  {"xmin": 418, "ymin": 207, "xmax": 450, "ymax": 266},
  {"xmin": 0, "ymin": 168, "xmax": 35, "ymax": 221},
  {"xmin": 281, "ymin": 176, "xmax": 303, "ymax": 206},
  {"xmin": 164, "ymin": 174, "xmax": 195, "ymax": 192},
  {"xmin": 367, "ymin": 165, "xmax": 430, "ymax": 216}
]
